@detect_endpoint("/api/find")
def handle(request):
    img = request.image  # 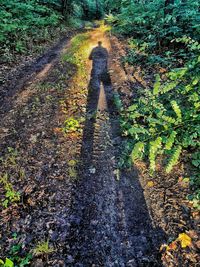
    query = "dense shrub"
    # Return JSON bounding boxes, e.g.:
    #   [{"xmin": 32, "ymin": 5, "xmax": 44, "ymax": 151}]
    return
[
  {"xmin": 0, "ymin": 0, "xmax": 106, "ymax": 62},
  {"xmin": 105, "ymin": 0, "xmax": 200, "ymax": 51},
  {"xmin": 105, "ymin": 1, "xmax": 200, "ymax": 208}
]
